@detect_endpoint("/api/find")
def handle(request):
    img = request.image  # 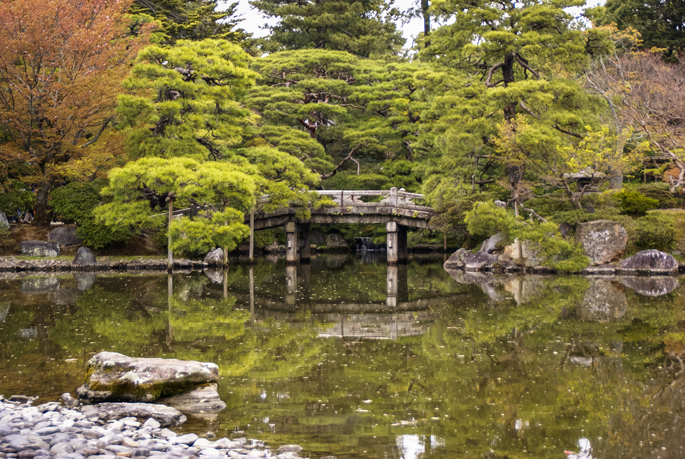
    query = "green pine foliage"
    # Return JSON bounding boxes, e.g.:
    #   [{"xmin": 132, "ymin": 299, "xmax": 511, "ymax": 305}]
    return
[
  {"xmin": 249, "ymin": 0, "xmax": 404, "ymax": 57},
  {"xmin": 130, "ymin": 0, "xmax": 248, "ymax": 44},
  {"xmin": 118, "ymin": 39, "xmax": 258, "ymax": 161}
]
